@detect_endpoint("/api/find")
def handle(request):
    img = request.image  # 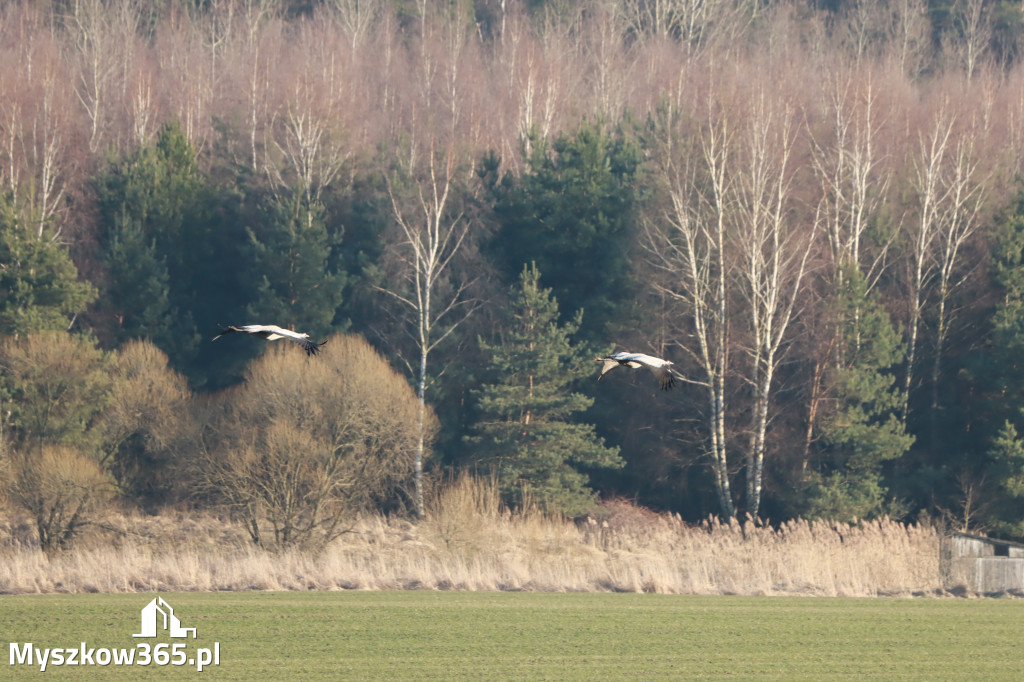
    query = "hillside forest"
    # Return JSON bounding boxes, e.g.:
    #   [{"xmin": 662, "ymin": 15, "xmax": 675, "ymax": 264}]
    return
[{"xmin": 4, "ymin": 0, "xmax": 1024, "ymax": 552}]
